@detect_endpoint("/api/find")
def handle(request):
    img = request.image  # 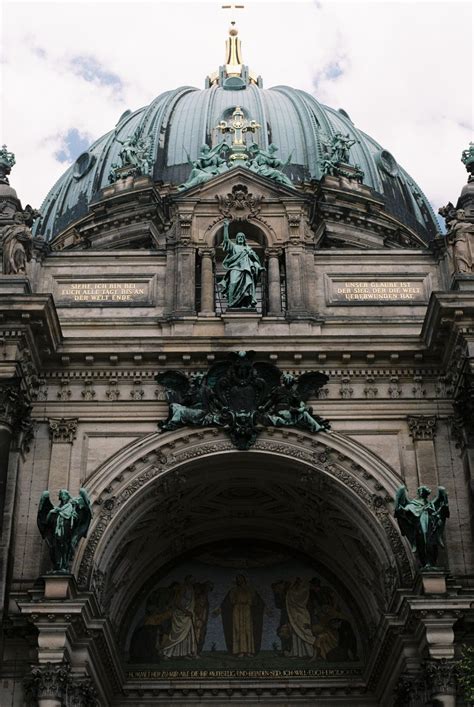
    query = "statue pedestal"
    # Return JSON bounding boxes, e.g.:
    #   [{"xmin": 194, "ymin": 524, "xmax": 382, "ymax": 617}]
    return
[
  {"xmin": 0, "ymin": 275, "xmax": 31, "ymax": 294},
  {"xmin": 420, "ymin": 569, "xmax": 447, "ymax": 595},
  {"xmin": 451, "ymin": 273, "xmax": 474, "ymax": 291},
  {"xmin": 43, "ymin": 573, "xmax": 75, "ymax": 600}
]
